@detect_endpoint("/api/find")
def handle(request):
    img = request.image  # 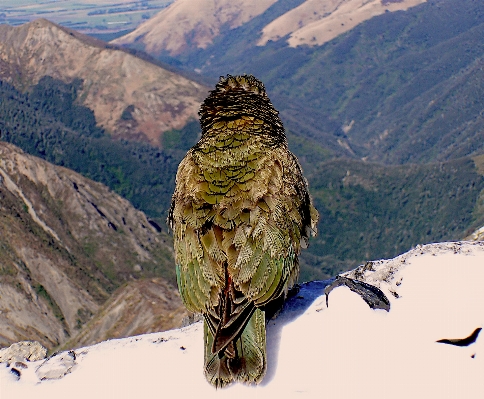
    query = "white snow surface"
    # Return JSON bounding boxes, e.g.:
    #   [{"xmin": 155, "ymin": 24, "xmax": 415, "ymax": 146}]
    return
[{"xmin": 2, "ymin": 241, "xmax": 484, "ymax": 398}]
